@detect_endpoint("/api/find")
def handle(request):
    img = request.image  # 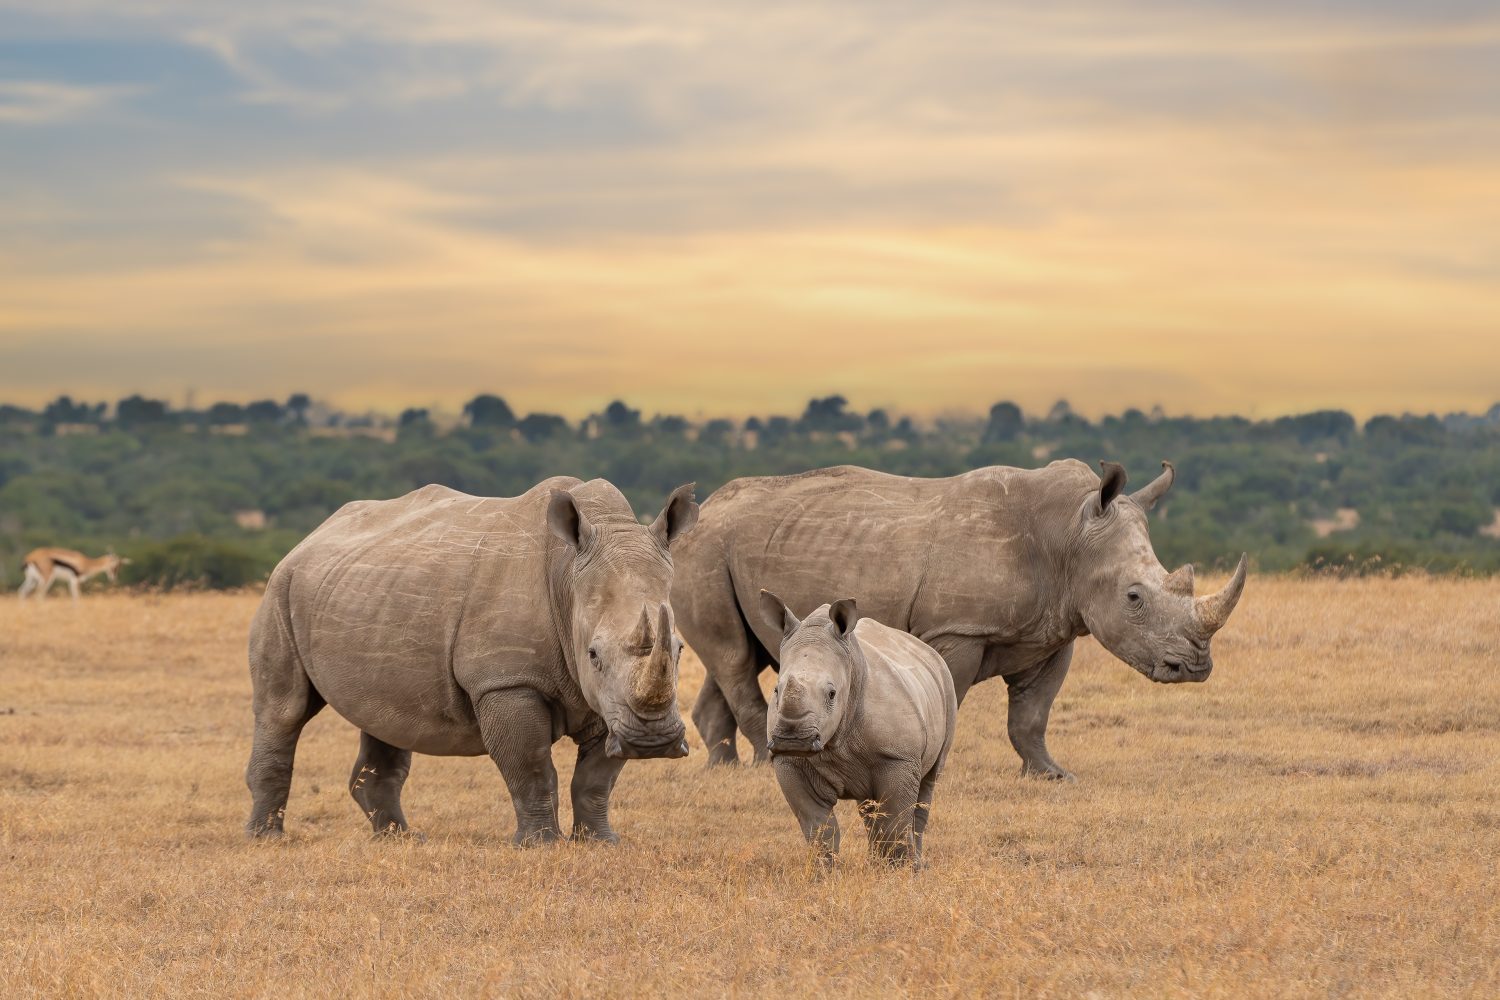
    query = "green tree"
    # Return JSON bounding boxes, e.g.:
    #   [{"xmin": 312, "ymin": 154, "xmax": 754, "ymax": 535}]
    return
[{"xmin": 464, "ymin": 394, "xmax": 516, "ymax": 429}]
